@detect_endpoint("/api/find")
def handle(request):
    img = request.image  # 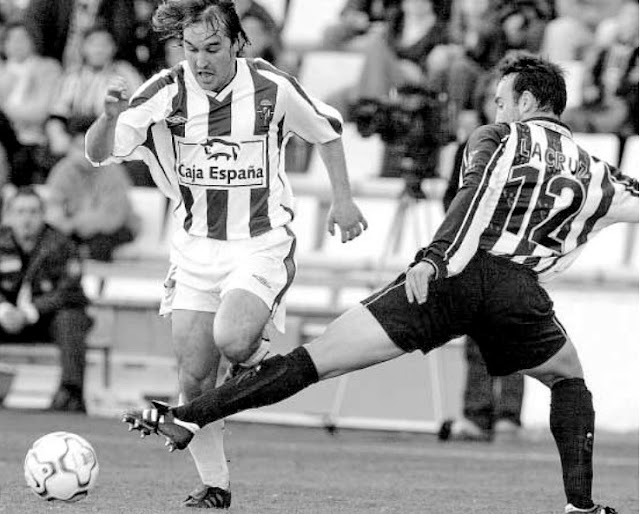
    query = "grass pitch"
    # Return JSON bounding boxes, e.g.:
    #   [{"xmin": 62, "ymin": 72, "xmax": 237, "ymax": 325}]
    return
[{"xmin": 0, "ymin": 409, "xmax": 637, "ymax": 513}]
